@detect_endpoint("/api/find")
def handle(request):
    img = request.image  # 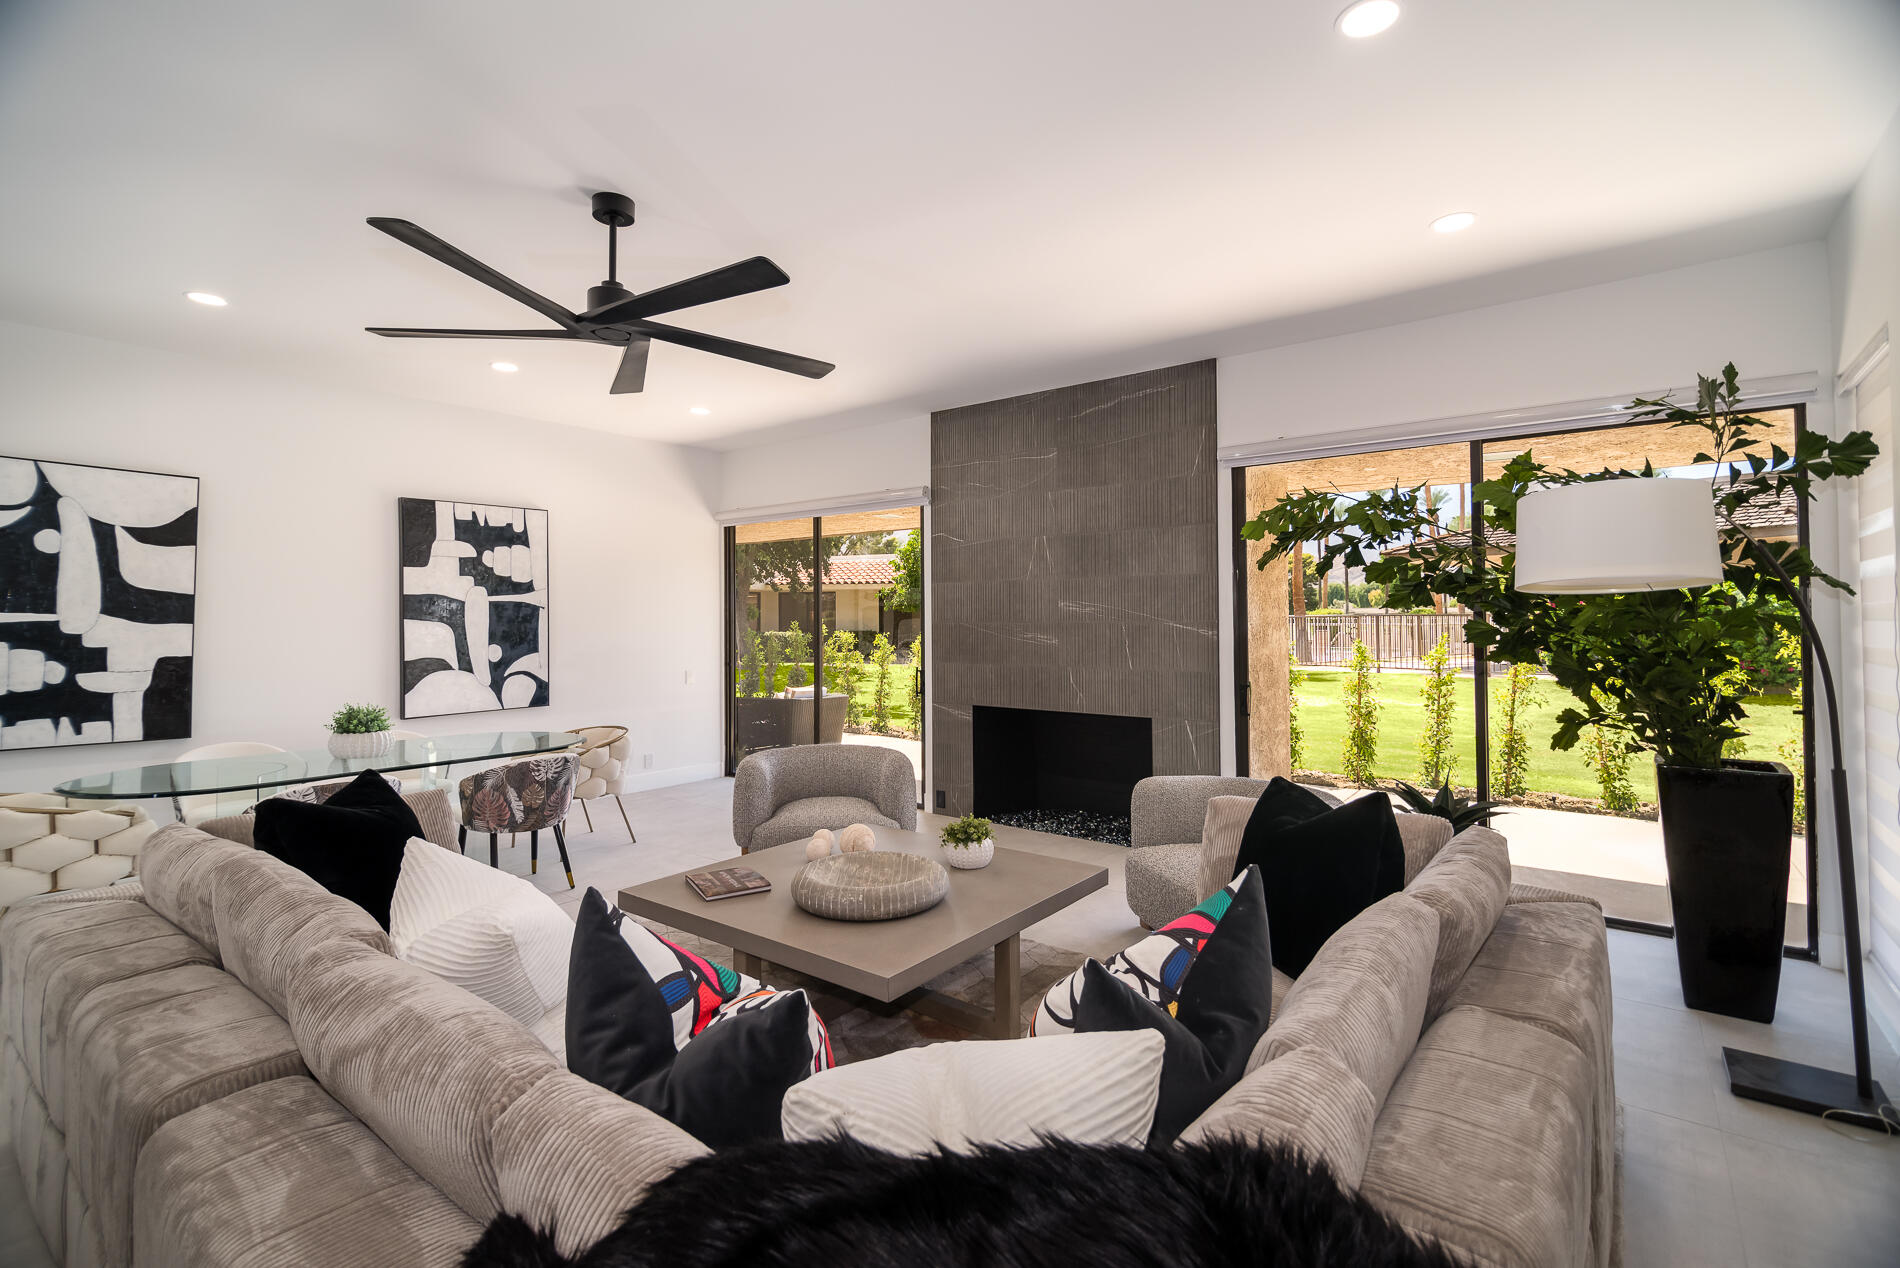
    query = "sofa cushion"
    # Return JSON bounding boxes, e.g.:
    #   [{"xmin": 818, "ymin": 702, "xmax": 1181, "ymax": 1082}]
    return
[
  {"xmin": 212, "ymin": 845, "xmax": 393, "ymax": 1017},
  {"xmin": 134, "ymin": 1075, "xmax": 483, "ymax": 1268},
  {"xmin": 782, "ymin": 1031, "xmax": 1166, "ymax": 1156},
  {"xmin": 137, "ymin": 824, "xmax": 250, "ymax": 954},
  {"xmin": 1177, "ymin": 1044, "xmax": 1380, "ymax": 1189},
  {"xmin": 1232, "ymin": 779, "xmax": 1405, "ymax": 976},
  {"xmin": 388, "ymin": 837, "xmax": 571, "ymax": 1030},
  {"xmin": 5, "ymin": 1035, "xmax": 69, "ymax": 1256},
  {"xmin": 491, "ymin": 1071, "xmax": 710, "ymax": 1259},
  {"xmin": 1396, "ymin": 815, "xmax": 1457, "ymax": 885},
  {"xmin": 1360, "ymin": 1005, "xmax": 1593, "ymax": 1268},
  {"xmin": 1448, "ymin": 899, "xmax": 1618, "ymax": 1262},
  {"xmin": 287, "ymin": 936, "xmax": 561, "ymax": 1221},
  {"xmin": 66, "ymin": 961, "xmax": 306, "ymax": 1267},
  {"xmin": 753, "ymin": 796, "xmax": 897, "ymax": 851},
  {"xmin": 253, "ymin": 769, "xmax": 420, "ymax": 929},
  {"xmin": 1404, "ymin": 826, "xmax": 1513, "ymax": 1024},
  {"xmin": 1257, "ymin": 893, "xmax": 1437, "ymax": 1110},
  {"xmin": 1195, "ymin": 794, "xmax": 1258, "ymax": 903},
  {"xmin": 1, "ymin": 896, "xmax": 215, "ymax": 1128}
]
